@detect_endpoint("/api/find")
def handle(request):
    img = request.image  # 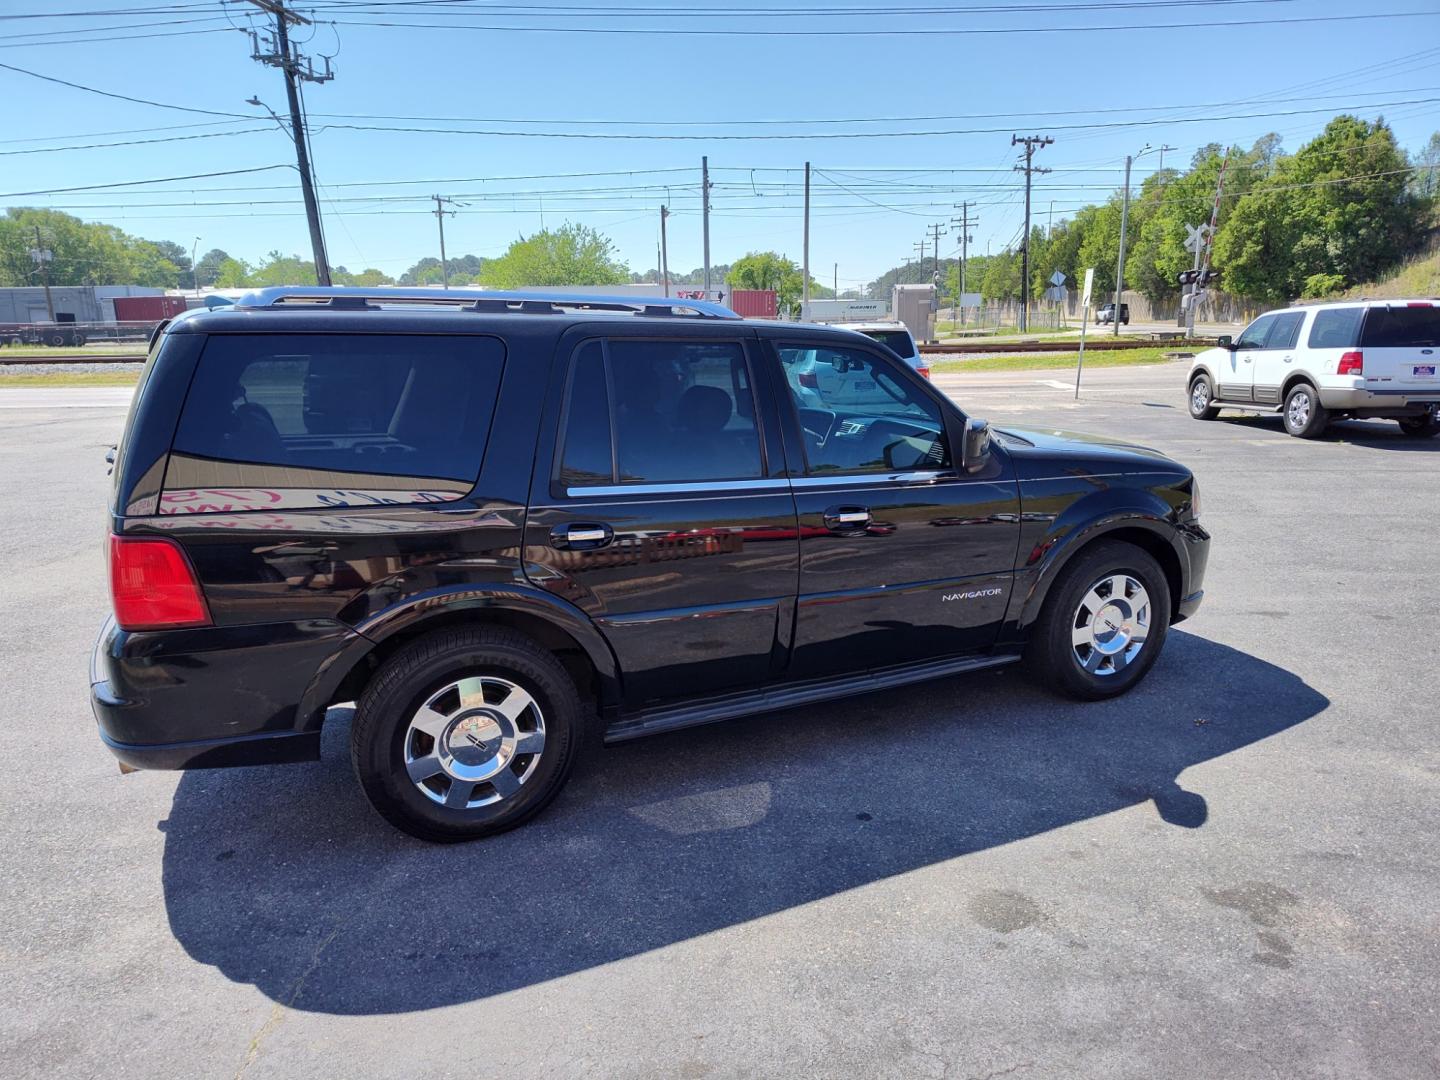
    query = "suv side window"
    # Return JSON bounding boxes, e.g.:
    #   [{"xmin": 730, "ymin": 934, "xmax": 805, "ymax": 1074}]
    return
[
  {"xmin": 1307, "ymin": 307, "xmax": 1364, "ymax": 349},
  {"xmin": 776, "ymin": 344, "xmax": 948, "ymax": 474},
  {"xmin": 1265, "ymin": 311, "xmax": 1305, "ymax": 350},
  {"xmin": 165, "ymin": 333, "xmax": 502, "ymax": 511},
  {"xmin": 557, "ymin": 339, "xmax": 763, "ymax": 489},
  {"xmin": 1235, "ymin": 314, "xmax": 1275, "ymax": 351}
]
